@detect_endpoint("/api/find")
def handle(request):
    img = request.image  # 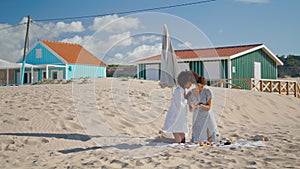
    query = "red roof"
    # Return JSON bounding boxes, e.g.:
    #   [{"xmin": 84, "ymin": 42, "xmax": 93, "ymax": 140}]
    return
[
  {"xmin": 41, "ymin": 40, "xmax": 106, "ymax": 66},
  {"xmin": 136, "ymin": 44, "xmax": 262, "ymax": 62}
]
